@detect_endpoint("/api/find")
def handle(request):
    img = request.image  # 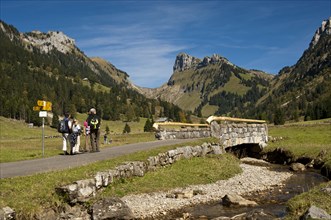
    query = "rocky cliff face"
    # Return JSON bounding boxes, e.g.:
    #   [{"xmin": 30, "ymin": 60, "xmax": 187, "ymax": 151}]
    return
[
  {"xmin": 173, "ymin": 53, "xmax": 234, "ymax": 74},
  {"xmin": 0, "ymin": 22, "xmax": 77, "ymax": 54},
  {"xmin": 0, "ymin": 20, "xmax": 135, "ymax": 89},
  {"xmin": 310, "ymin": 17, "xmax": 331, "ymax": 48},
  {"xmin": 173, "ymin": 53, "xmax": 200, "ymax": 73},
  {"xmin": 23, "ymin": 31, "xmax": 76, "ymax": 54}
]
